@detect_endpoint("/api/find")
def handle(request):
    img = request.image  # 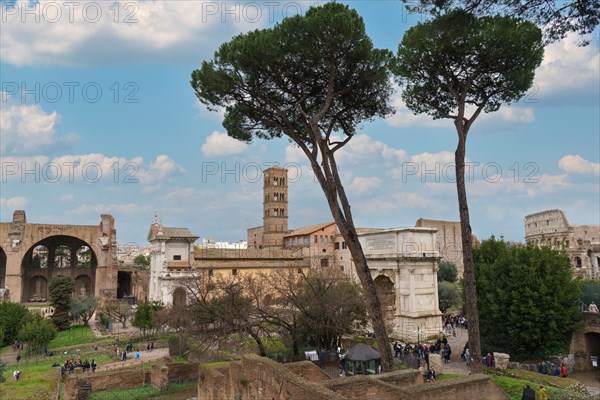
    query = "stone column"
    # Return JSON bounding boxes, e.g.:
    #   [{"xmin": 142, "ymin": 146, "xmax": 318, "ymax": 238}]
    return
[
  {"xmin": 70, "ymin": 246, "xmax": 78, "ymax": 268},
  {"xmin": 408, "ymin": 268, "xmax": 416, "ymax": 314},
  {"xmin": 590, "ymin": 254, "xmax": 599, "ymax": 279},
  {"xmin": 432, "ymin": 261, "xmax": 440, "ymax": 314}
]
